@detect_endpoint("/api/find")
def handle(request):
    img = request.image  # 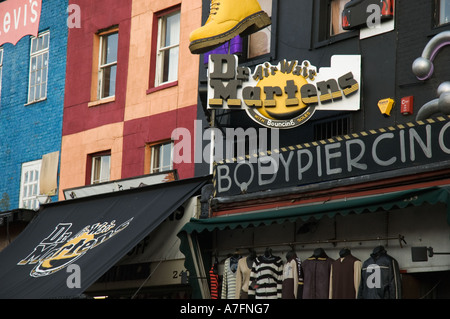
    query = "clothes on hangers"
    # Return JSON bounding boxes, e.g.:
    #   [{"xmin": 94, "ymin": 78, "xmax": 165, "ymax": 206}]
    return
[
  {"xmin": 248, "ymin": 250, "xmax": 283, "ymax": 299},
  {"xmin": 301, "ymin": 248, "xmax": 334, "ymax": 299},
  {"xmin": 358, "ymin": 246, "xmax": 402, "ymax": 299},
  {"xmin": 221, "ymin": 254, "xmax": 241, "ymax": 299},
  {"xmin": 329, "ymin": 248, "xmax": 362, "ymax": 299}
]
